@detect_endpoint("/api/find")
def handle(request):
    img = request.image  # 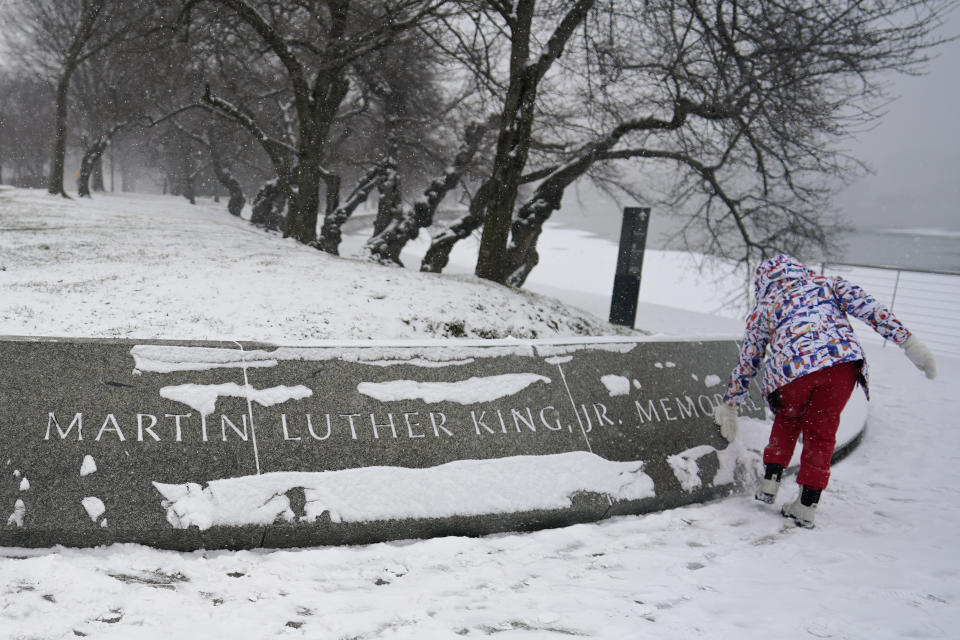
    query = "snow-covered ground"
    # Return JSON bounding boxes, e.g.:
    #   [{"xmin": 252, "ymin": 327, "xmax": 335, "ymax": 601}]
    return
[
  {"xmin": 1, "ymin": 190, "xmax": 957, "ymax": 639},
  {"xmin": 0, "ymin": 190, "xmax": 624, "ymax": 341}
]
